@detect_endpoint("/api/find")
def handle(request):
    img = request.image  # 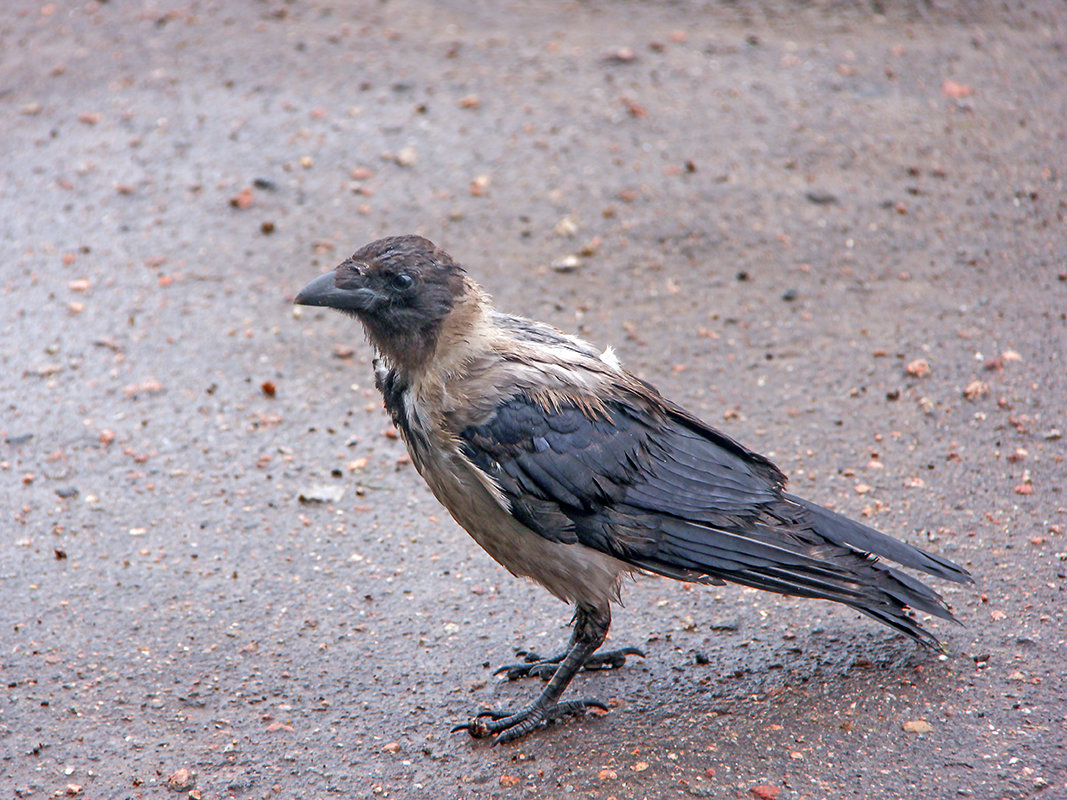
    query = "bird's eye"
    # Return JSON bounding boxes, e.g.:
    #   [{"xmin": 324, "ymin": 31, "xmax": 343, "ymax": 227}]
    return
[{"xmin": 391, "ymin": 273, "xmax": 413, "ymax": 290}]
